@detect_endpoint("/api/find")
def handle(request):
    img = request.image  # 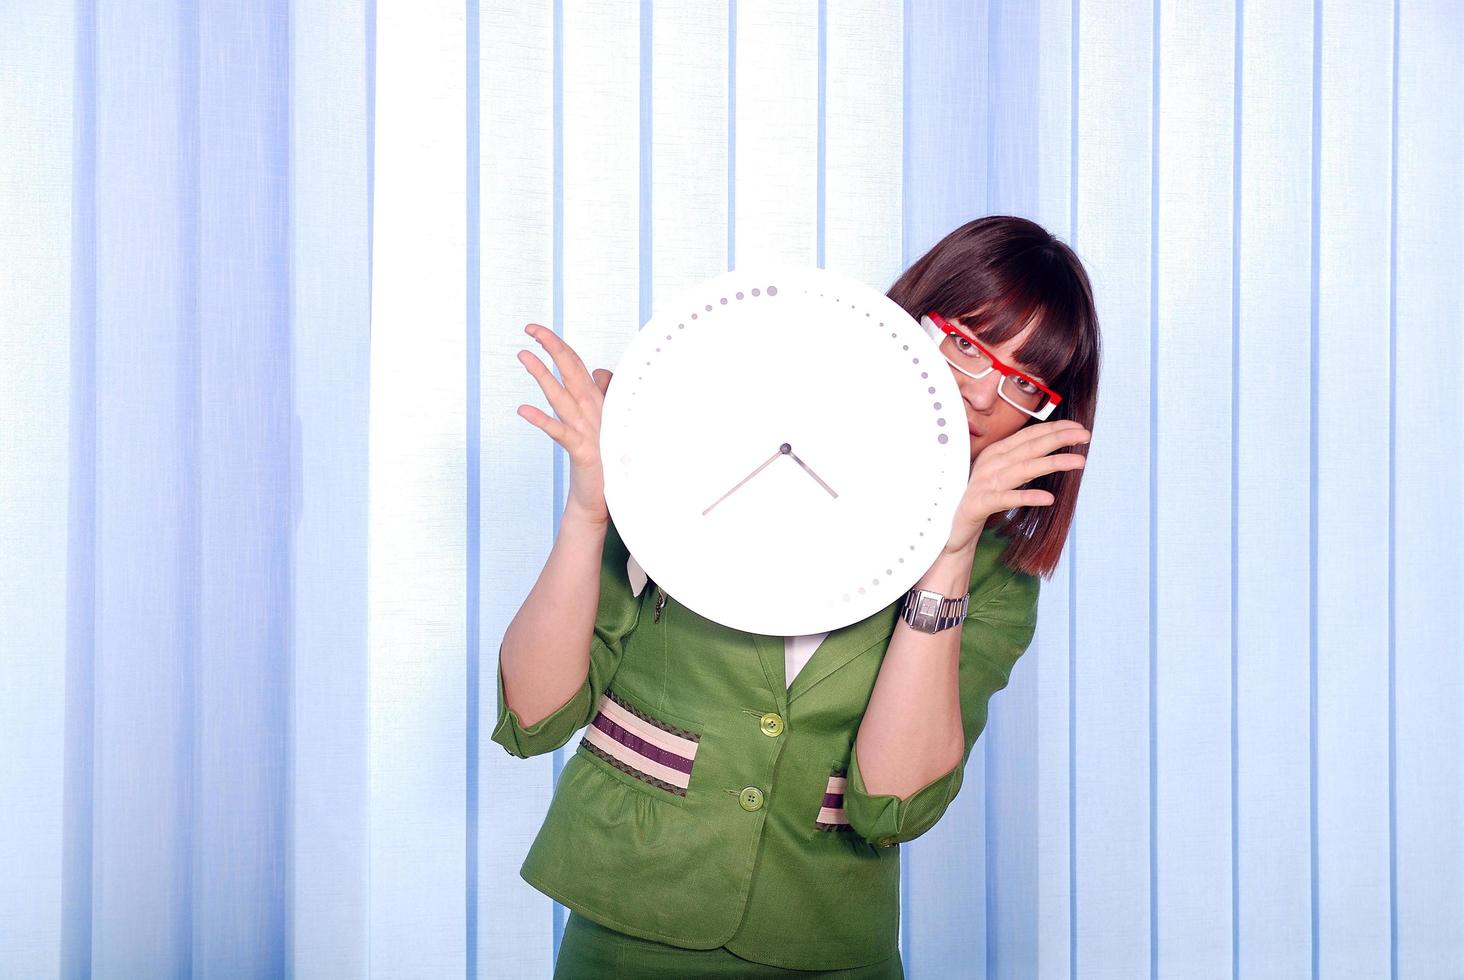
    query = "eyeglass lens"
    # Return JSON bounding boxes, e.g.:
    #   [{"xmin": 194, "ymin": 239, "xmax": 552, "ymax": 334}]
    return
[{"xmin": 945, "ymin": 338, "xmax": 1050, "ymax": 414}]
